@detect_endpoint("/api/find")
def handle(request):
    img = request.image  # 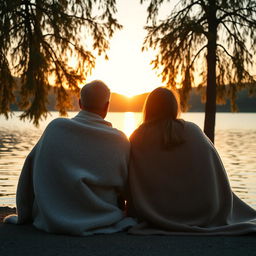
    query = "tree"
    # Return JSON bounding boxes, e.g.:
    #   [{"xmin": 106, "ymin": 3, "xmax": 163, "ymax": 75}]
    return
[
  {"xmin": 141, "ymin": 0, "xmax": 256, "ymax": 143},
  {"xmin": 0, "ymin": 0, "xmax": 121, "ymax": 125}
]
